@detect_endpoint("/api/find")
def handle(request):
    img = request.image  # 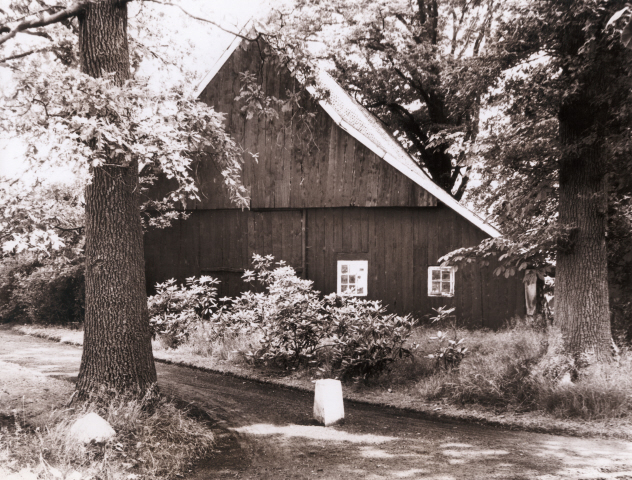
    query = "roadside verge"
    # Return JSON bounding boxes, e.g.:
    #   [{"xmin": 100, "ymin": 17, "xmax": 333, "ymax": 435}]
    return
[{"xmin": 11, "ymin": 324, "xmax": 632, "ymax": 441}]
